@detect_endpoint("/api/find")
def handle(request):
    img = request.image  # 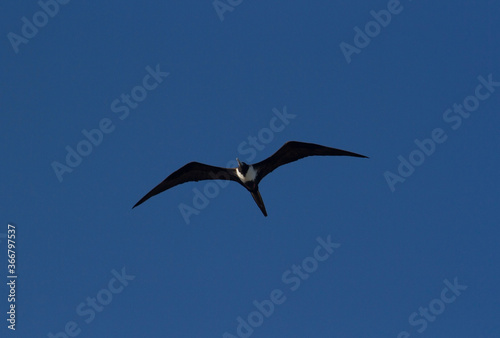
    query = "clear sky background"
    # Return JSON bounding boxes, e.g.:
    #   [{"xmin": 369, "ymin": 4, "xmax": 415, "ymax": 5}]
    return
[{"xmin": 1, "ymin": 1, "xmax": 499, "ymax": 337}]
